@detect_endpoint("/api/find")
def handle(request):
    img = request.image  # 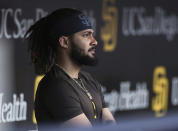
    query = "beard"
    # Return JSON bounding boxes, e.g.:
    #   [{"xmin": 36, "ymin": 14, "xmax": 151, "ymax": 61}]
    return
[{"xmin": 70, "ymin": 40, "xmax": 98, "ymax": 66}]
